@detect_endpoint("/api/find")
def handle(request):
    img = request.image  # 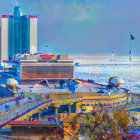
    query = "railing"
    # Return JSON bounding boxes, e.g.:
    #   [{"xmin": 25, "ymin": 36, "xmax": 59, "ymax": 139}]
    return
[
  {"xmin": 83, "ymin": 93, "xmax": 127, "ymax": 100},
  {"xmin": 0, "ymin": 95, "xmax": 24, "ymax": 106},
  {"xmin": 0, "ymin": 94, "xmax": 115, "ymax": 128},
  {"xmin": 0, "ymin": 101, "xmax": 47, "ymax": 128},
  {"xmin": 0, "ymin": 96, "xmax": 25, "ymax": 117},
  {"xmin": 15, "ymin": 98, "xmax": 82, "ymax": 121},
  {"xmin": 76, "ymin": 78, "xmax": 106, "ymax": 87},
  {"xmin": 0, "ymin": 96, "xmax": 83, "ymax": 128}
]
